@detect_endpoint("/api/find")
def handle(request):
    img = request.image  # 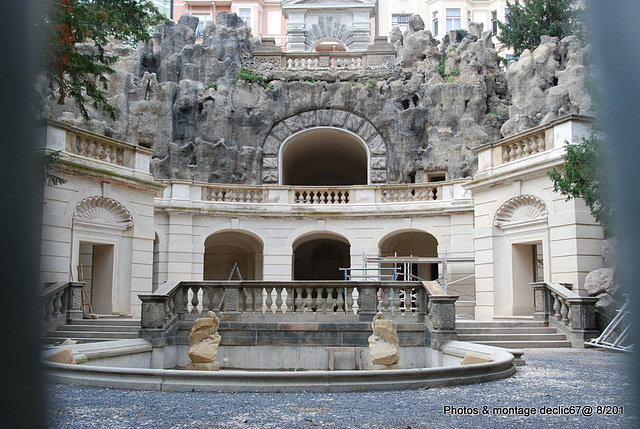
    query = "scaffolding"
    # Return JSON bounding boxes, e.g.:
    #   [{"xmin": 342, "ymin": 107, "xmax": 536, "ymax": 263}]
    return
[
  {"xmin": 586, "ymin": 296, "xmax": 633, "ymax": 353},
  {"xmin": 340, "ymin": 252, "xmax": 475, "ymax": 293}
]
